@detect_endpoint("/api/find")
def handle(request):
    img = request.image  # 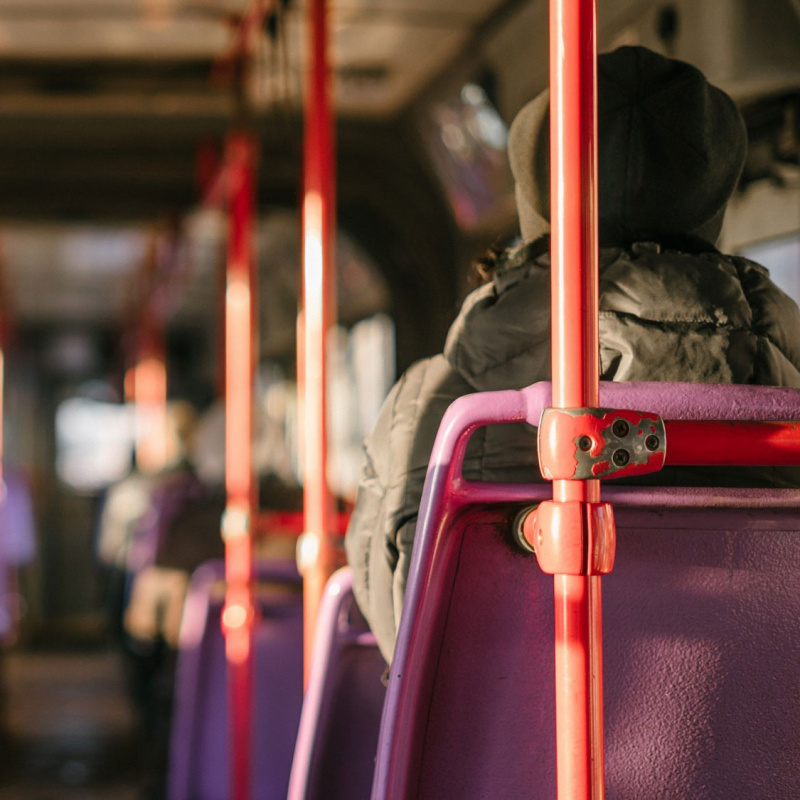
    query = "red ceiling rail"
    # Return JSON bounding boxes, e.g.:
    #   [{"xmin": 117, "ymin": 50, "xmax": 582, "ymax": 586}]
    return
[
  {"xmin": 298, "ymin": 0, "xmax": 338, "ymax": 685},
  {"xmin": 211, "ymin": 0, "xmax": 278, "ymax": 96},
  {"xmin": 124, "ymin": 221, "xmax": 185, "ymax": 473},
  {"xmin": 546, "ymin": 0, "xmax": 605, "ymax": 798},
  {"xmin": 219, "ymin": 131, "xmax": 259, "ymax": 800}
]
